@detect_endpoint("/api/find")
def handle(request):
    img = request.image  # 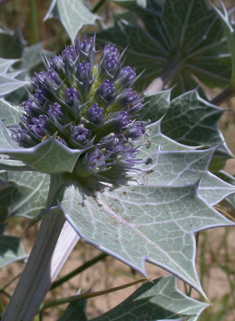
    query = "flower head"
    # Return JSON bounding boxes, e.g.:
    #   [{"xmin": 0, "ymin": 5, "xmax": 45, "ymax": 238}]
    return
[{"xmin": 11, "ymin": 36, "xmax": 147, "ymax": 186}]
